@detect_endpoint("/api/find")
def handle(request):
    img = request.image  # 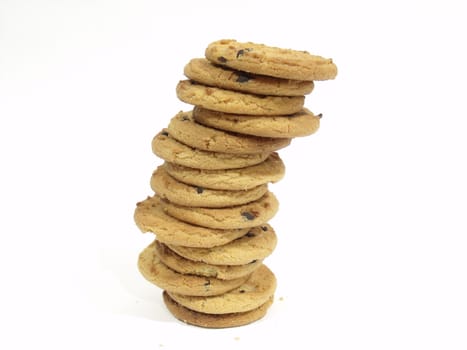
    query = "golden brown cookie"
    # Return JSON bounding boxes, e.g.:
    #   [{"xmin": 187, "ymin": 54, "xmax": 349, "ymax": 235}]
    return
[
  {"xmin": 159, "ymin": 192, "xmax": 279, "ymax": 229},
  {"xmin": 134, "ymin": 196, "xmax": 249, "ymax": 248},
  {"xmin": 176, "ymin": 80, "xmax": 304, "ymax": 115},
  {"xmin": 167, "ymin": 224, "xmax": 277, "ymax": 266},
  {"xmin": 184, "ymin": 58, "xmax": 314, "ymax": 96},
  {"xmin": 168, "ymin": 264, "xmax": 276, "ymax": 314},
  {"xmin": 167, "ymin": 110, "xmax": 291, "ymax": 154},
  {"xmin": 193, "ymin": 106, "xmax": 321, "ymax": 138},
  {"xmin": 205, "ymin": 39, "xmax": 338, "ymax": 81},
  {"xmin": 138, "ymin": 241, "xmax": 249, "ymax": 296},
  {"xmin": 154, "ymin": 240, "xmax": 263, "ymax": 280},
  {"xmin": 150, "ymin": 166, "xmax": 268, "ymax": 208},
  {"xmin": 152, "ymin": 130, "xmax": 270, "ymax": 170},
  {"xmin": 163, "ymin": 152, "xmax": 285, "ymax": 191},
  {"xmin": 163, "ymin": 291, "xmax": 273, "ymax": 328}
]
